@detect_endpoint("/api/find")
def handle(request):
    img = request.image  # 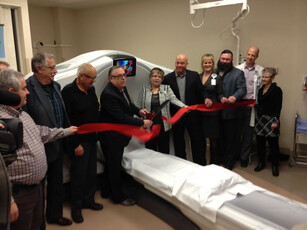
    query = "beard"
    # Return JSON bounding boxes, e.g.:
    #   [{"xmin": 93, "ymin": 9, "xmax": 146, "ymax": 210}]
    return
[{"xmin": 217, "ymin": 60, "xmax": 233, "ymax": 73}]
